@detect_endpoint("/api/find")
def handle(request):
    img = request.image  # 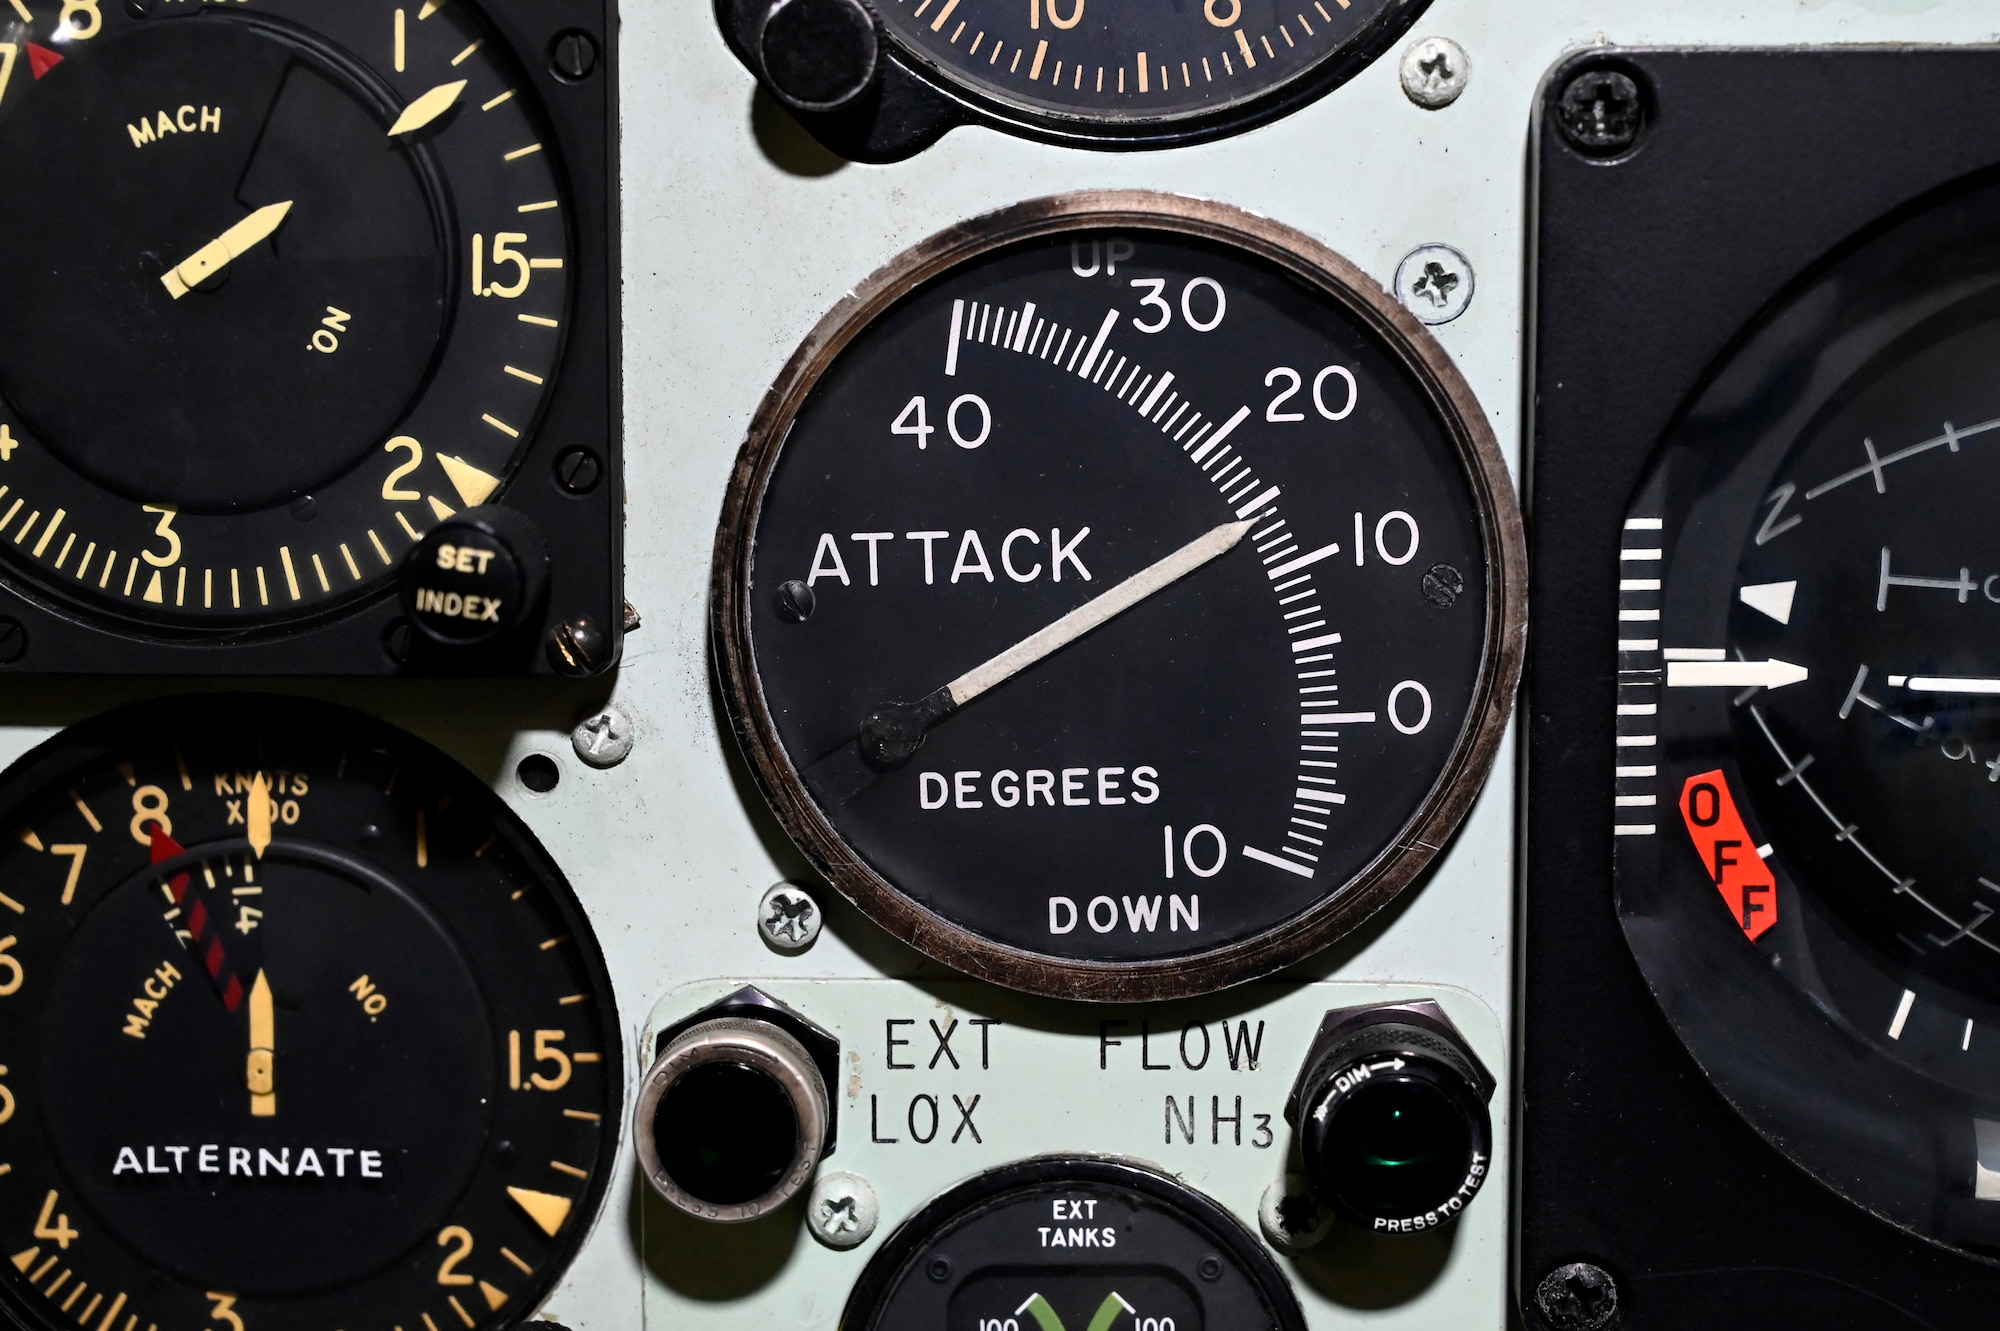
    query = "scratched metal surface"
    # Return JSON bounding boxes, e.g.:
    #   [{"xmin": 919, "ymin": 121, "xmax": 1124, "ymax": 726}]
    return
[{"xmin": 1, "ymin": 0, "xmax": 1997, "ymax": 1328}]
